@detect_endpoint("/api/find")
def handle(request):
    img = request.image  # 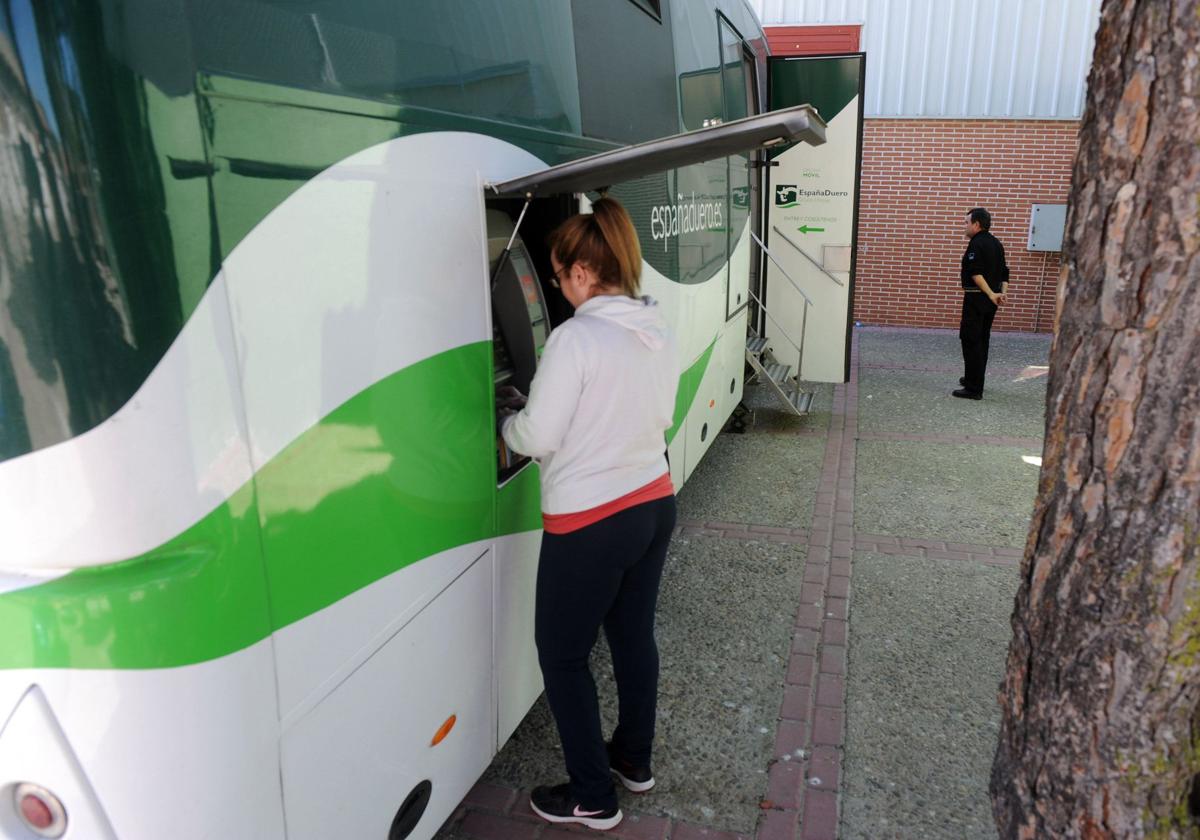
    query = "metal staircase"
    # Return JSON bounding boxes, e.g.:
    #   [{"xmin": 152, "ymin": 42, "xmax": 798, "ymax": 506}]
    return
[
  {"xmin": 744, "ymin": 326, "xmax": 815, "ymax": 416},
  {"xmin": 743, "ymin": 229, "xmax": 816, "ymax": 417}
]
